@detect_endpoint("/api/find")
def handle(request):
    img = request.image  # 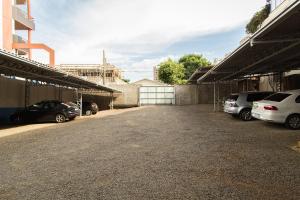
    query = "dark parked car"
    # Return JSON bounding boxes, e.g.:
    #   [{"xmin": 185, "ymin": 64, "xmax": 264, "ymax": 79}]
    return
[
  {"xmin": 82, "ymin": 102, "xmax": 99, "ymax": 116},
  {"xmin": 10, "ymin": 100, "xmax": 77, "ymax": 123}
]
